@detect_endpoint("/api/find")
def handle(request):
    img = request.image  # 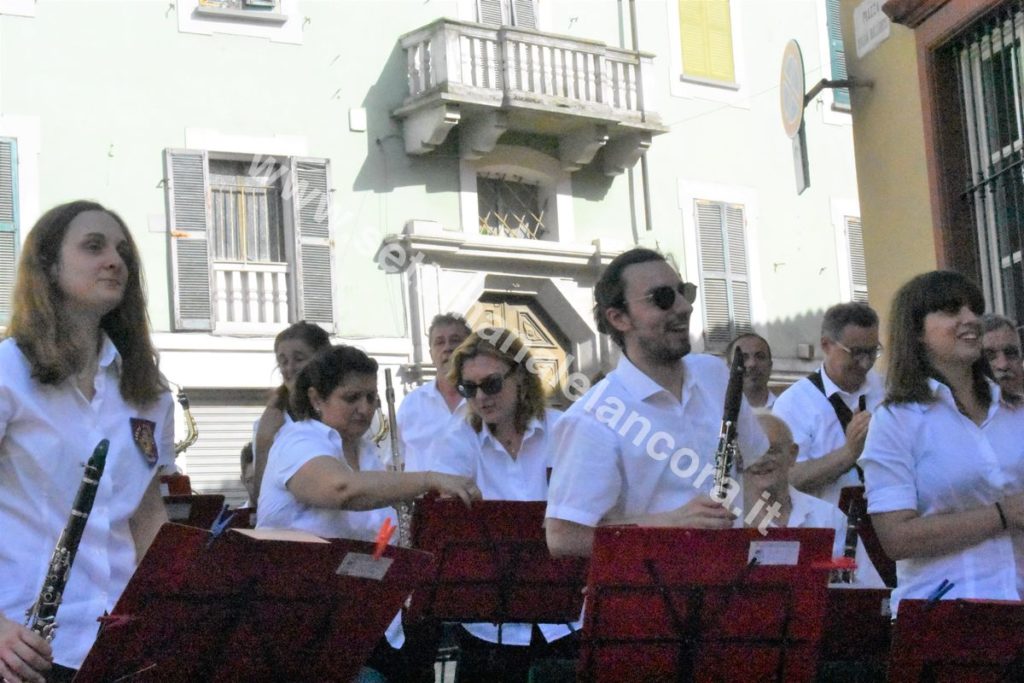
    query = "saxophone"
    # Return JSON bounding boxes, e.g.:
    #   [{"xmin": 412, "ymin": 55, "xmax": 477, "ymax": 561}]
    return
[
  {"xmin": 26, "ymin": 439, "xmax": 110, "ymax": 641},
  {"xmin": 384, "ymin": 369, "xmax": 413, "ymax": 547},
  {"xmin": 173, "ymin": 385, "xmax": 199, "ymax": 456},
  {"xmin": 712, "ymin": 347, "xmax": 745, "ymax": 501}
]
